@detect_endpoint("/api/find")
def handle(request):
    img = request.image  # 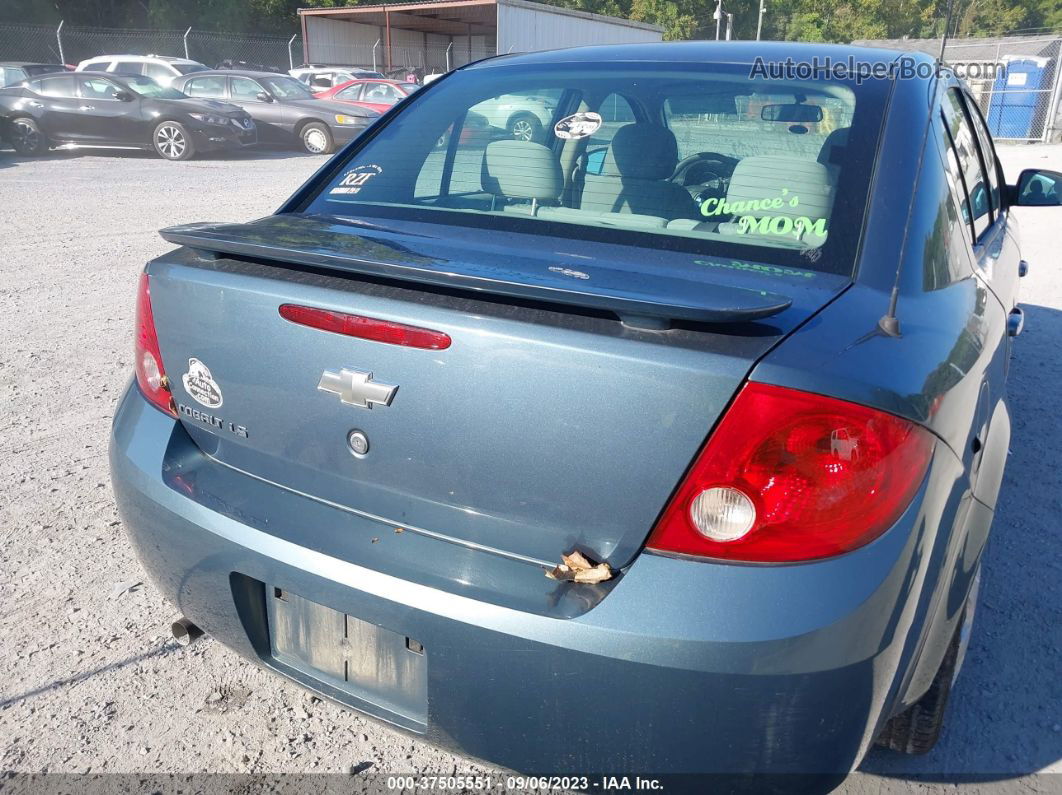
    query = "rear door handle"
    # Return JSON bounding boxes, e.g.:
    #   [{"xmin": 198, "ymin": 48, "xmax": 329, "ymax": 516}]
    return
[
  {"xmin": 79, "ymin": 104, "xmax": 95, "ymax": 111},
  {"xmin": 27, "ymin": 101, "xmax": 43, "ymax": 108}
]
